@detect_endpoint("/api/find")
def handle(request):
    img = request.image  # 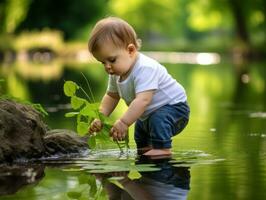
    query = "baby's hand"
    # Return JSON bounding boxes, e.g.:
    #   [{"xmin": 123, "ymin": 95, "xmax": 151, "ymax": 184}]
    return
[
  {"xmin": 110, "ymin": 119, "xmax": 128, "ymax": 141},
  {"xmin": 88, "ymin": 119, "xmax": 103, "ymax": 134}
]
